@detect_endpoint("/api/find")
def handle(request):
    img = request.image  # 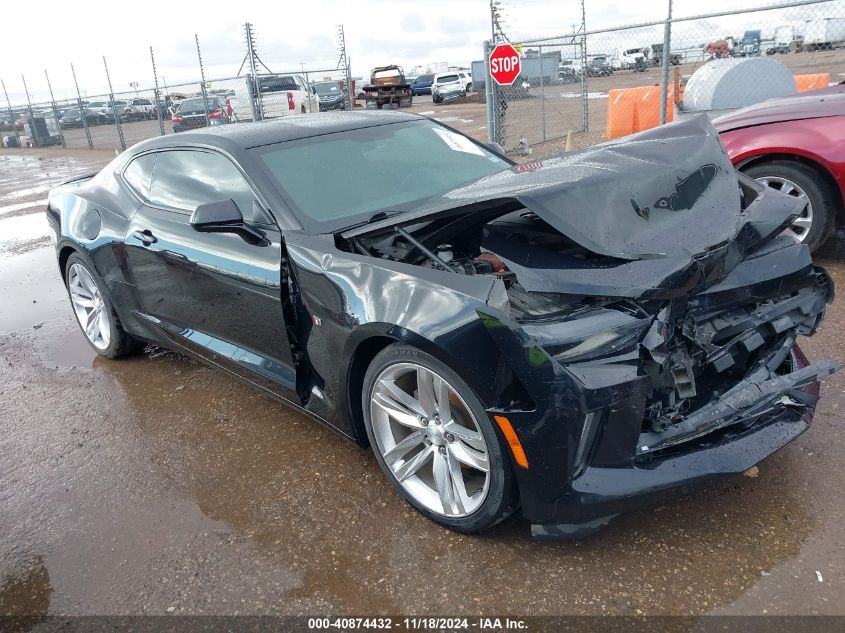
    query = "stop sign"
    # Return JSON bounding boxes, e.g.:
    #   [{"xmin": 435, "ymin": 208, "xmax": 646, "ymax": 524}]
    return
[{"xmin": 489, "ymin": 44, "xmax": 521, "ymax": 86}]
